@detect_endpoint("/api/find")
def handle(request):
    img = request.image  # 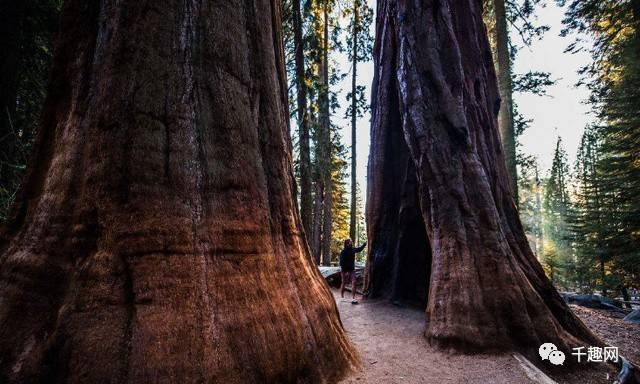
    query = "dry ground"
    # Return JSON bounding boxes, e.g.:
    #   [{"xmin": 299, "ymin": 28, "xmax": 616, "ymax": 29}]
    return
[
  {"xmin": 571, "ymin": 305, "xmax": 640, "ymax": 366},
  {"xmin": 333, "ymin": 289, "xmax": 634, "ymax": 384}
]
